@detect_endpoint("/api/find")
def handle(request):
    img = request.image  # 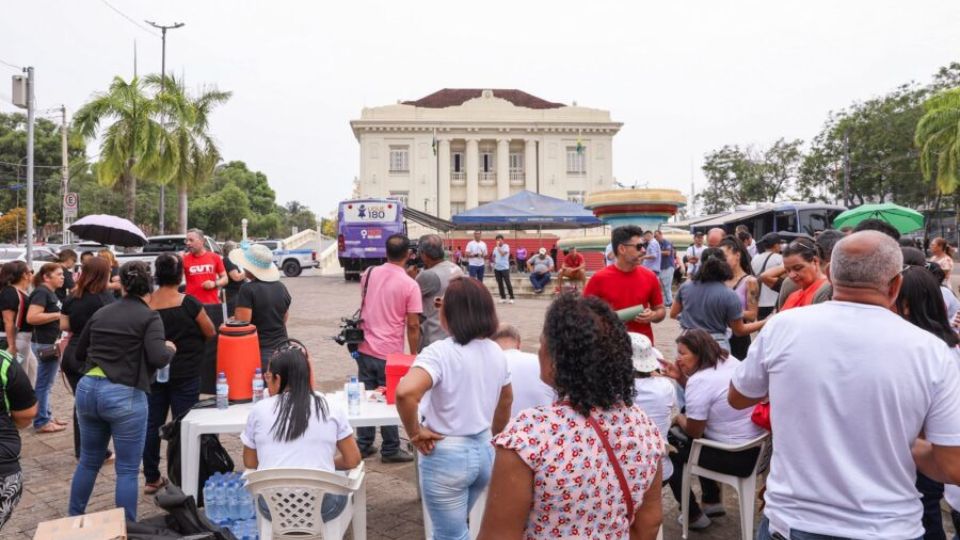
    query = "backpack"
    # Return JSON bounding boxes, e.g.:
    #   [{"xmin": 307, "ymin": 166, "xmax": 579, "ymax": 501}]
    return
[{"xmin": 160, "ymin": 399, "xmax": 235, "ymax": 507}]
